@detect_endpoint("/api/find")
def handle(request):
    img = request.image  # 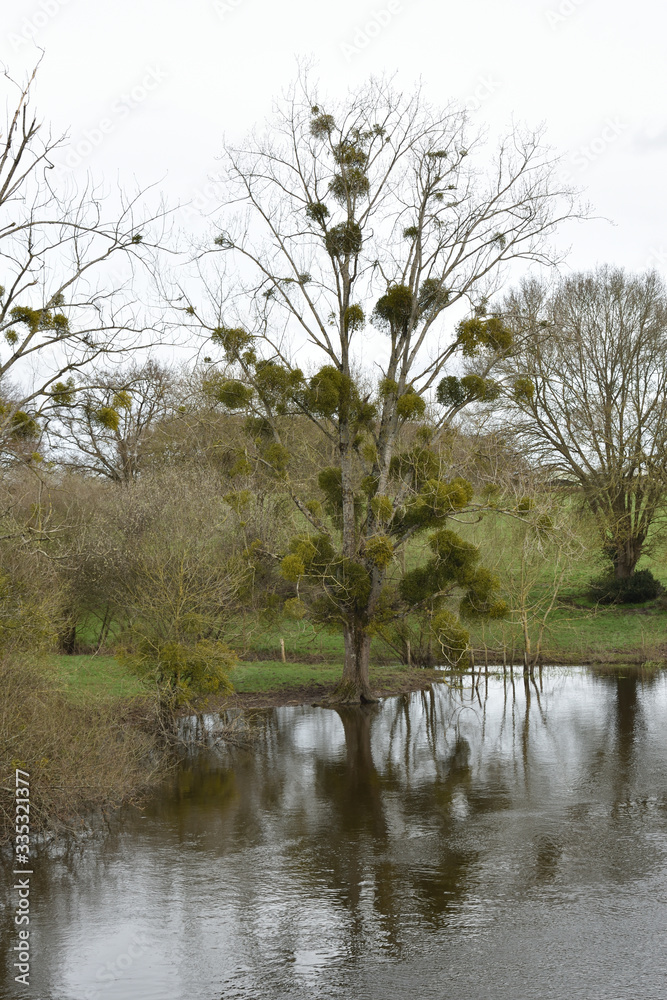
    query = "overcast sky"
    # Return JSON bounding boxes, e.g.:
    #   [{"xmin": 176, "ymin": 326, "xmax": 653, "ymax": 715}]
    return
[{"xmin": 3, "ymin": 0, "xmax": 666, "ymax": 277}]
